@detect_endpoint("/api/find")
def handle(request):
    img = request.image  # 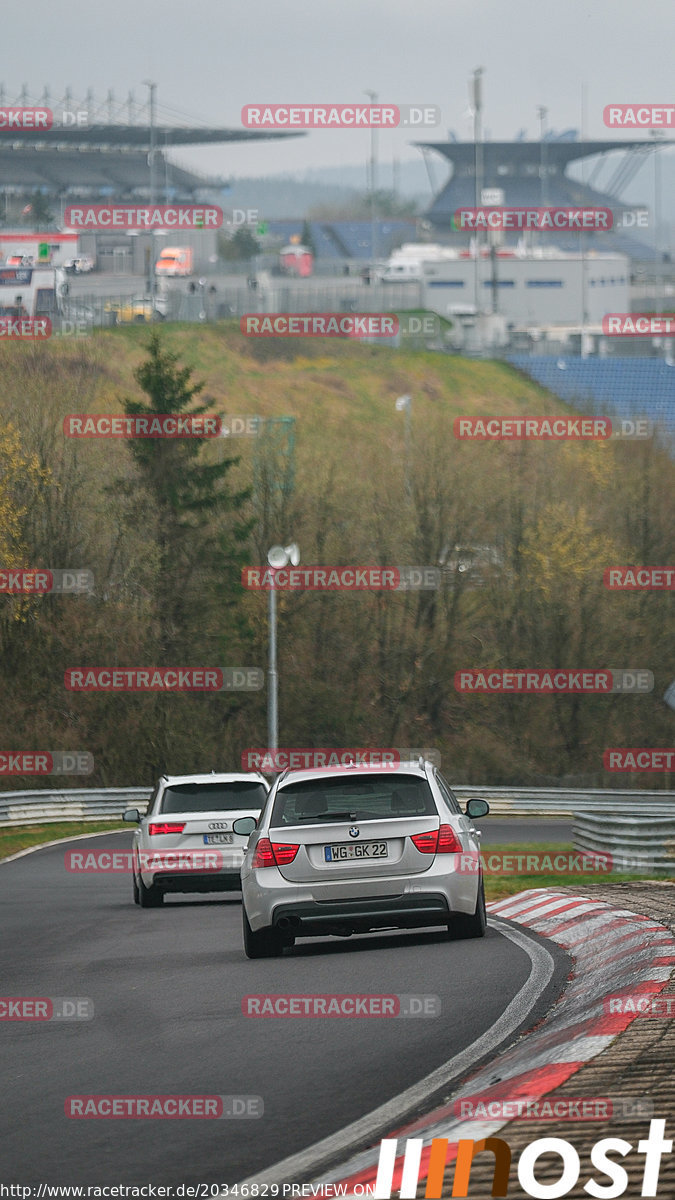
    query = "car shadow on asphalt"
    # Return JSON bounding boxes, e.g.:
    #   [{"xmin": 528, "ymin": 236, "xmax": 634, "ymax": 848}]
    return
[{"xmin": 283, "ymin": 925, "xmax": 501, "ymax": 958}]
